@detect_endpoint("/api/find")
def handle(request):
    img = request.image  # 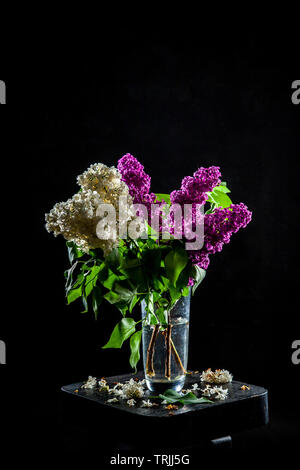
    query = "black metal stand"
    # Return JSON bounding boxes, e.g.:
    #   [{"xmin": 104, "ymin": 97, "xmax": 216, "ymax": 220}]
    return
[
  {"xmin": 211, "ymin": 436, "xmax": 232, "ymax": 448},
  {"xmin": 61, "ymin": 371, "xmax": 268, "ymax": 452}
]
